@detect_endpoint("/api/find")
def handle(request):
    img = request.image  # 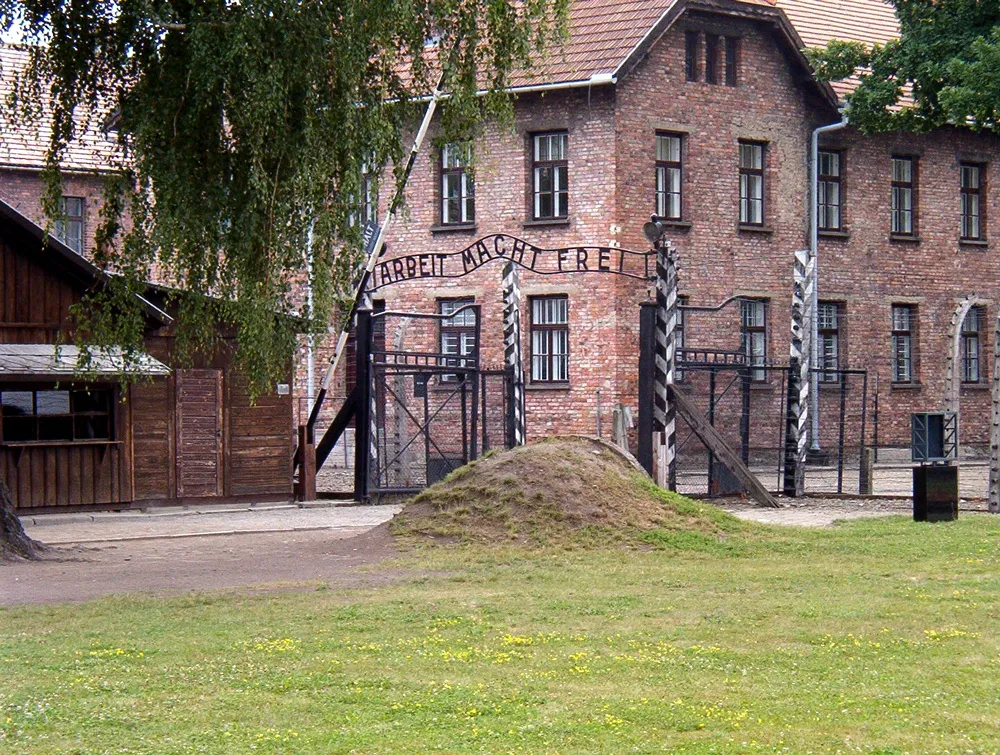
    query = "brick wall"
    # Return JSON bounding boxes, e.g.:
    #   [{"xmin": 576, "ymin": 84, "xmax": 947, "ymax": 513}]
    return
[{"xmin": 0, "ymin": 169, "xmax": 106, "ymax": 258}]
